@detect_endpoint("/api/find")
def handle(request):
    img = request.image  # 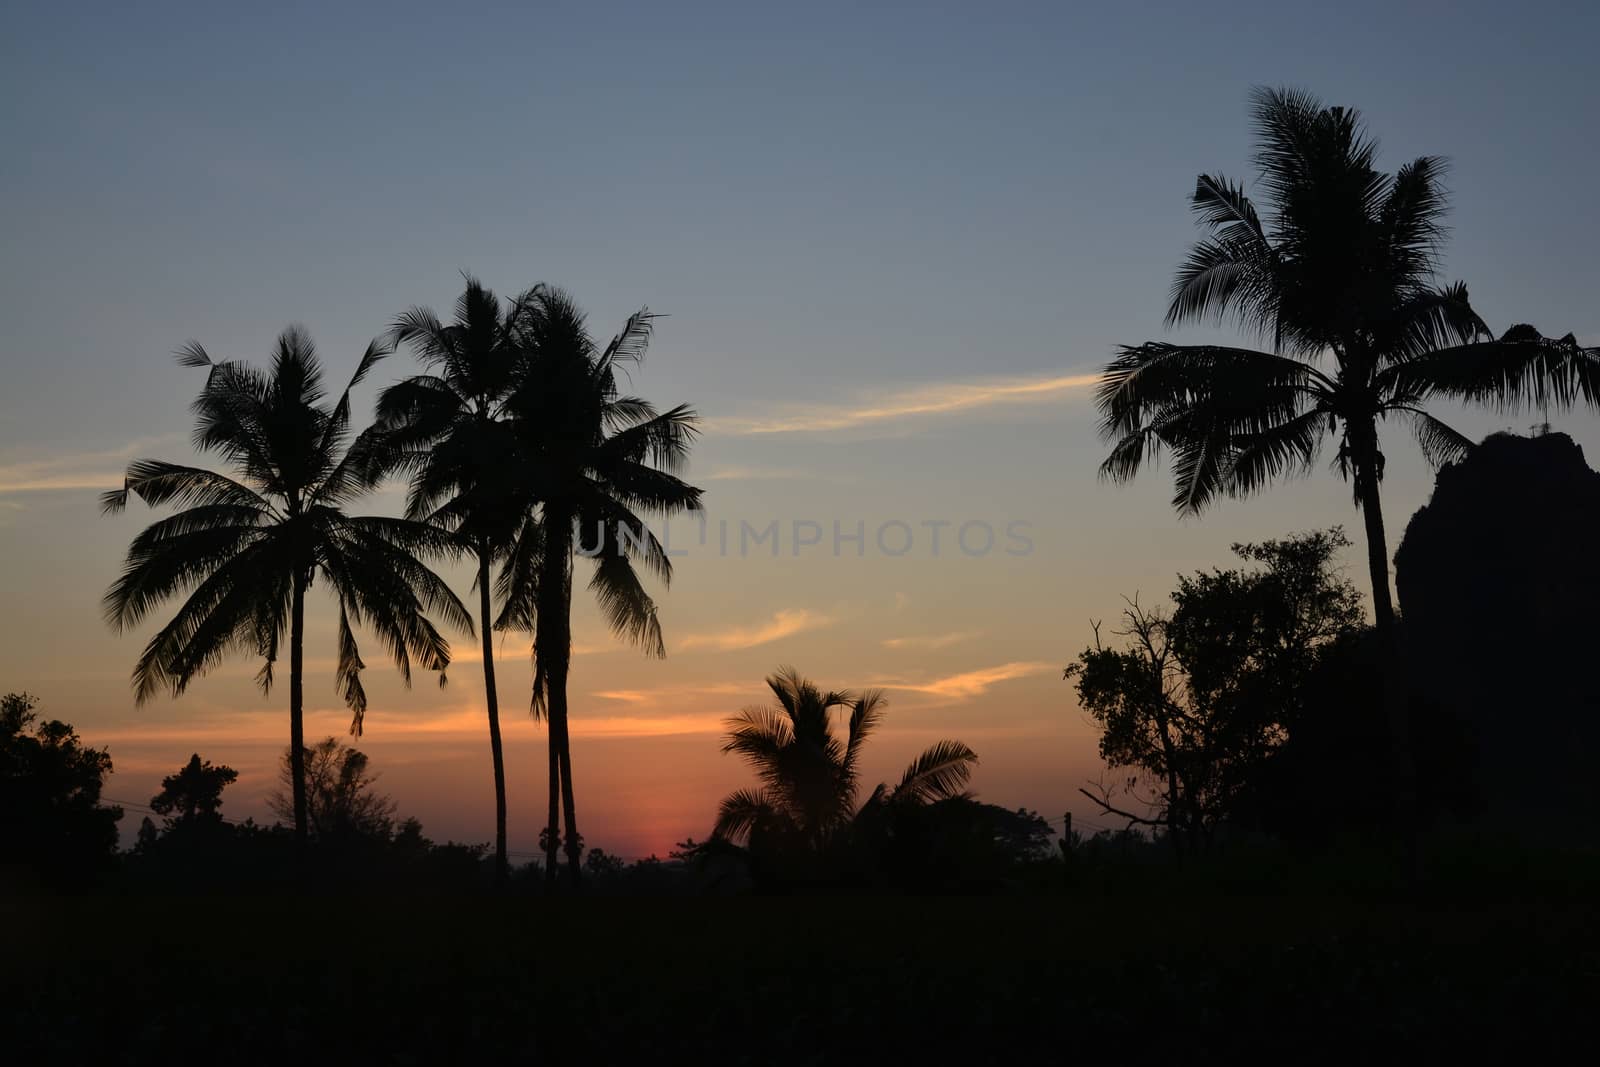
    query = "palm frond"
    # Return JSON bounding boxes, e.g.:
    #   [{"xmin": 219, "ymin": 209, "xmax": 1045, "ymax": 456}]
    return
[
  {"xmin": 1378, "ymin": 282, "xmax": 1490, "ymax": 365},
  {"xmin": 493, "ymin": 513, "xmax": 543, "ymax": 633},
  {"xmin": 722, "ymin": 705, "xmax": 795, "ymax": 771},
  {"xmin": 175, "ymin": 341, "xmax": 215, "ymax": 368},
  {"xmin": 712, "ymin": 787, "xmax": 781, "ymax": 846},
  {"xmin": 587, "ymin": 549, "xmax": 664, "ymax": 656},
  {"xmin": 101, "ymin": 460, "xmax": 271, "ymax": 515},
  {"xmin": 104, "ymin": 518, "xmax": 269, "ymax": 631},
  {"xmin": 336, "ymin": 599, "xmax": 369, "ymax": 736},
  {"xmin": 1391, "ymin": 407, "xmax": 1475, "ymax": 468},
  {"xmin": 841, "ymin": 689, "xmax": 886, "ymax": 780},
  {"xmin": 597, "ymin": 403, "xmax": 702, "ymax": 472},
  {"xmin": 892, "ymin": 740, "xmax": 979, "ymax": 804},
  {"xmin": 1220, "ymin": 407, "xmax": 1328, "ymax": 497},
  {"xmin": 598, "ymin": 308, "xmax": 658, "ymax": 373},
  {"xmin": 1379, "ymin": 328, "xmax": 1600, "ymax": 412},
  {"xmin": 1382, "ymin": 154, "xmax": 1450, "ymax": 281},
  {"xmin": 129, "ymin": 539, "xmax": 286, "ymax": 704}
]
